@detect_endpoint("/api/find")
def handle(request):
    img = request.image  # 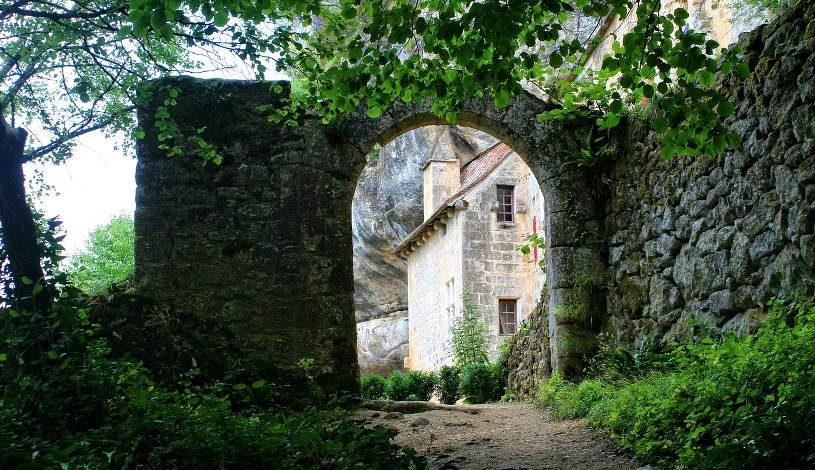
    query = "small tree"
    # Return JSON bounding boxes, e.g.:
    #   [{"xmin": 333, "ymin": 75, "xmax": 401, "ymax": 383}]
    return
[
  {"xmin": 67, "ymin": 215, "xmax": 134, "ymax": 295},
  {"xmin": 450, "ymin": 290, "xmax": 489, "ymax": 366}
]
